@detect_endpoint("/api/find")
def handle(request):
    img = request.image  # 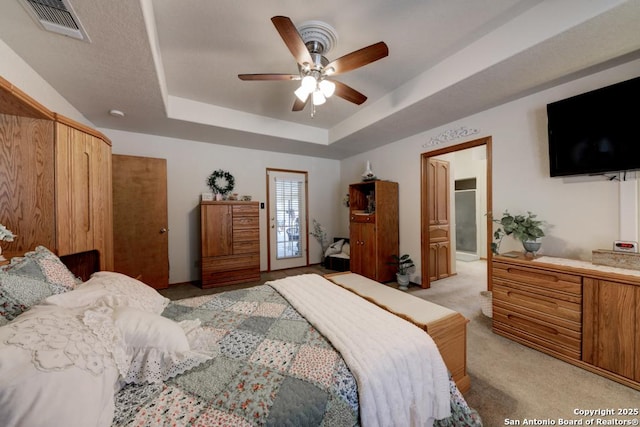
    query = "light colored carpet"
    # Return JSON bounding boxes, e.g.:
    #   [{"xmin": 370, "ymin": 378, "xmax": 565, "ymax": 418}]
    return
[{"xmin": 412, "ymin": 260, "xmax": 640, "ymax": 426}]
